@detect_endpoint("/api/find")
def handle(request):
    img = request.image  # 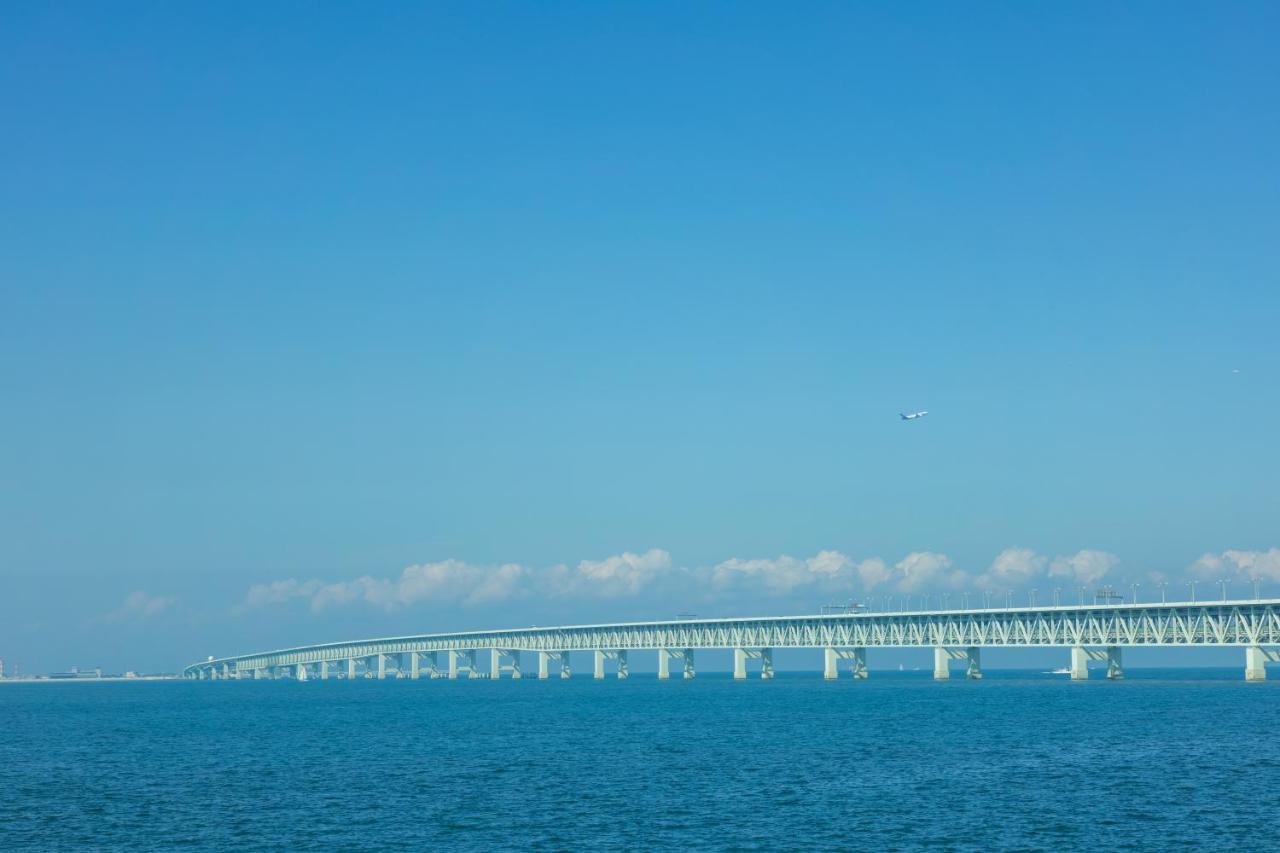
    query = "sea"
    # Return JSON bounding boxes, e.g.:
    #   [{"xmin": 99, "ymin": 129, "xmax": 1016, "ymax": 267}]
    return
[{"xmin": 2, "ymin": 669, "xmax": 1277, "ymax": 851}]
